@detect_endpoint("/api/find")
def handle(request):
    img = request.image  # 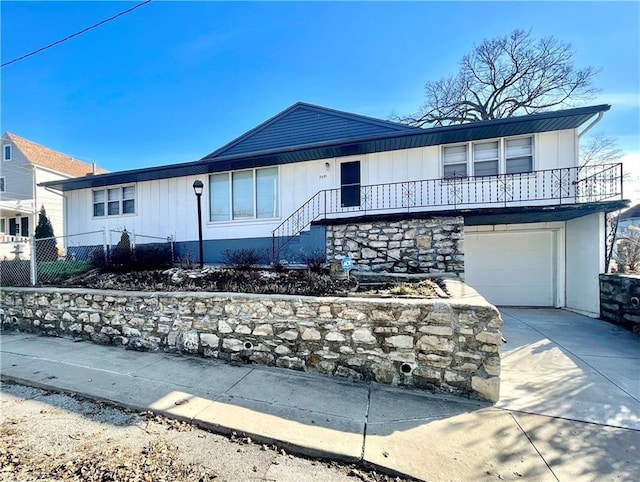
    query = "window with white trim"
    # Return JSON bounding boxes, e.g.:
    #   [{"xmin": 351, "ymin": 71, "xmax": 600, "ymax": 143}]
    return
[
  {"xmin": 93, "ymin": 185, "xmax": 135, "ymax": 217},
  {"xmin": 473, "ymin": 141, "xmax": 499, "ymax": 177},
  {"xmin": 0, "ymin": 176, "xmax": 5, "ymax": 192},
  {"xmin": 505, "ymin": 137, "xmax": 533, "ymax": 174},
  {"xmin": 3, "ymin": 145, "xmax": 11, "ymax": 161},
  {"xmin": 209, "ymin": 167, "xmax": 279, "ymax": 222},
  {"xmin": 0, "ymin": 218, "xmax": 6, "ymax": 234},
  {"xmin": 443, "ymin": 145, "xmax": 467, "ymax": 178},
  {"xmin": 442, "ymin": 136, "xmax": 534, "ymax": 177}
]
